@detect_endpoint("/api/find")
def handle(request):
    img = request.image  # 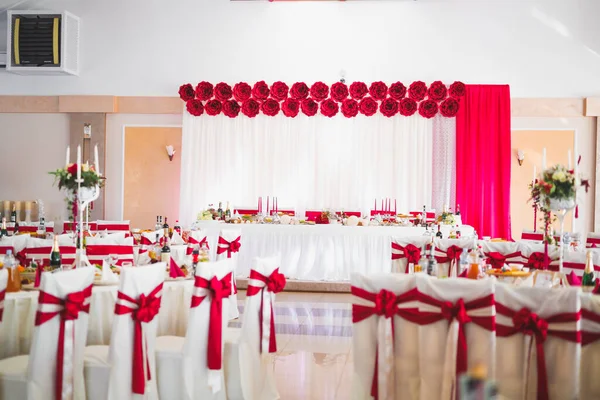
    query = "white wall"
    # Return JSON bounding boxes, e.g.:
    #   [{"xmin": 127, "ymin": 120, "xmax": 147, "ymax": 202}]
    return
[
  {"xmin": 0, "ymin": 0, "xmax": 599, "ymax": 97},
  {"xmin": 0, "ymin": 113, "xmax": 70, "ymax": 224}
]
